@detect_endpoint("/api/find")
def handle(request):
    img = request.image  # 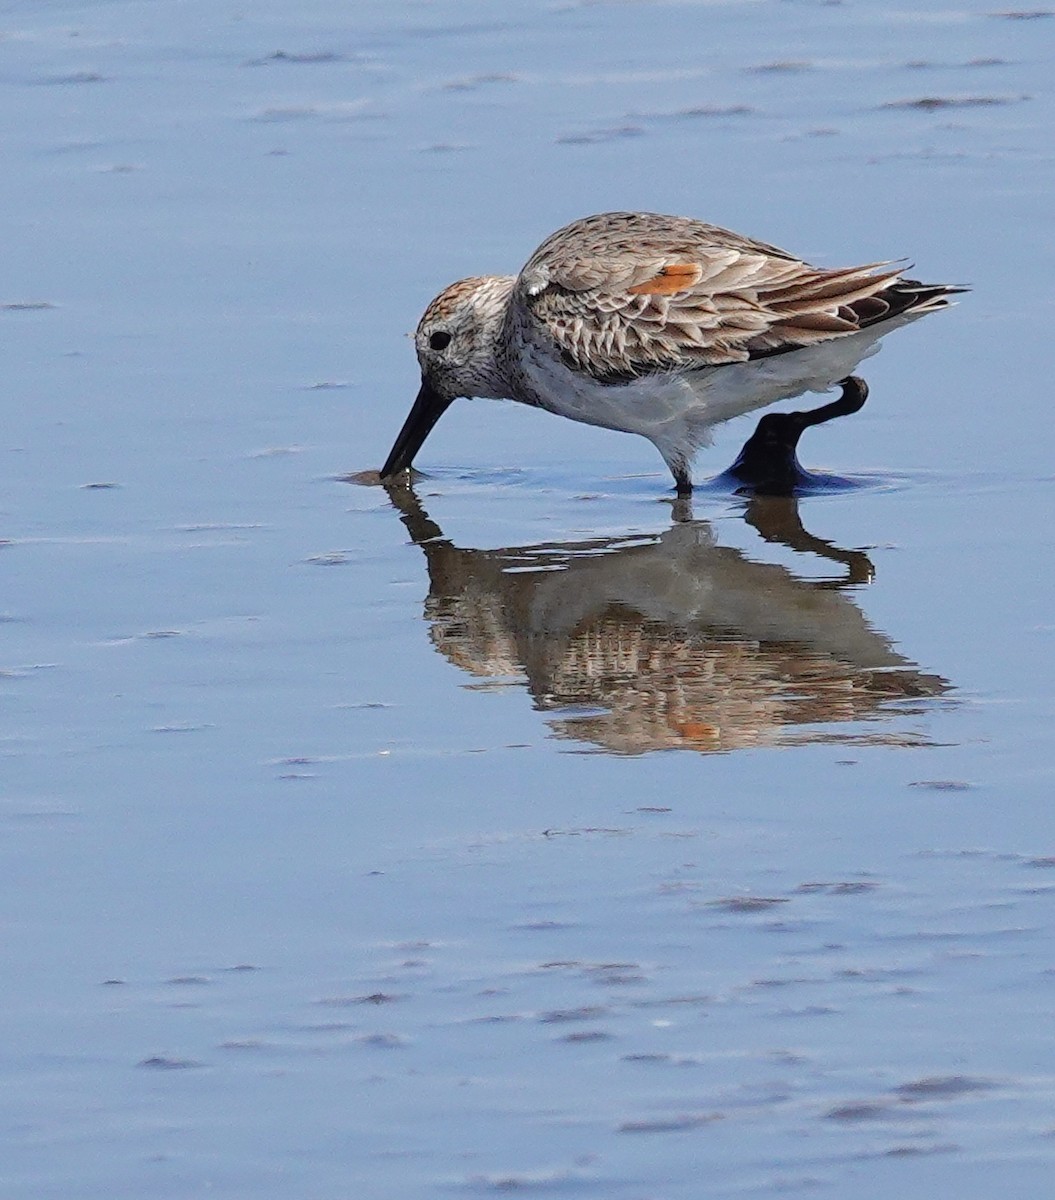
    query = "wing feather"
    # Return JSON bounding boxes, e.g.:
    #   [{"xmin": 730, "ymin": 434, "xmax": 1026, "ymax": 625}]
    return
[{"xmin": 514, "ymin": 213, "xmax": 928, "ymax": 381}]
